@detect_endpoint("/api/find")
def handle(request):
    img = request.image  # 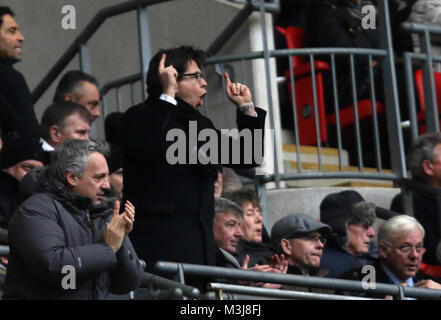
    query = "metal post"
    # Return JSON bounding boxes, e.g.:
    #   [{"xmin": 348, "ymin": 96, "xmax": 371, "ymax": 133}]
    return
[
  {"xmin": 258, "ymin": 0, "xmax": 280, "ymax": 188},
  {"xmin": 137, "ymin": 6, "xmax": 152, "ymax": 100},
  {"xmin": 377, "ymin": 0, "xmax": 407, "ymax": 177}
]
